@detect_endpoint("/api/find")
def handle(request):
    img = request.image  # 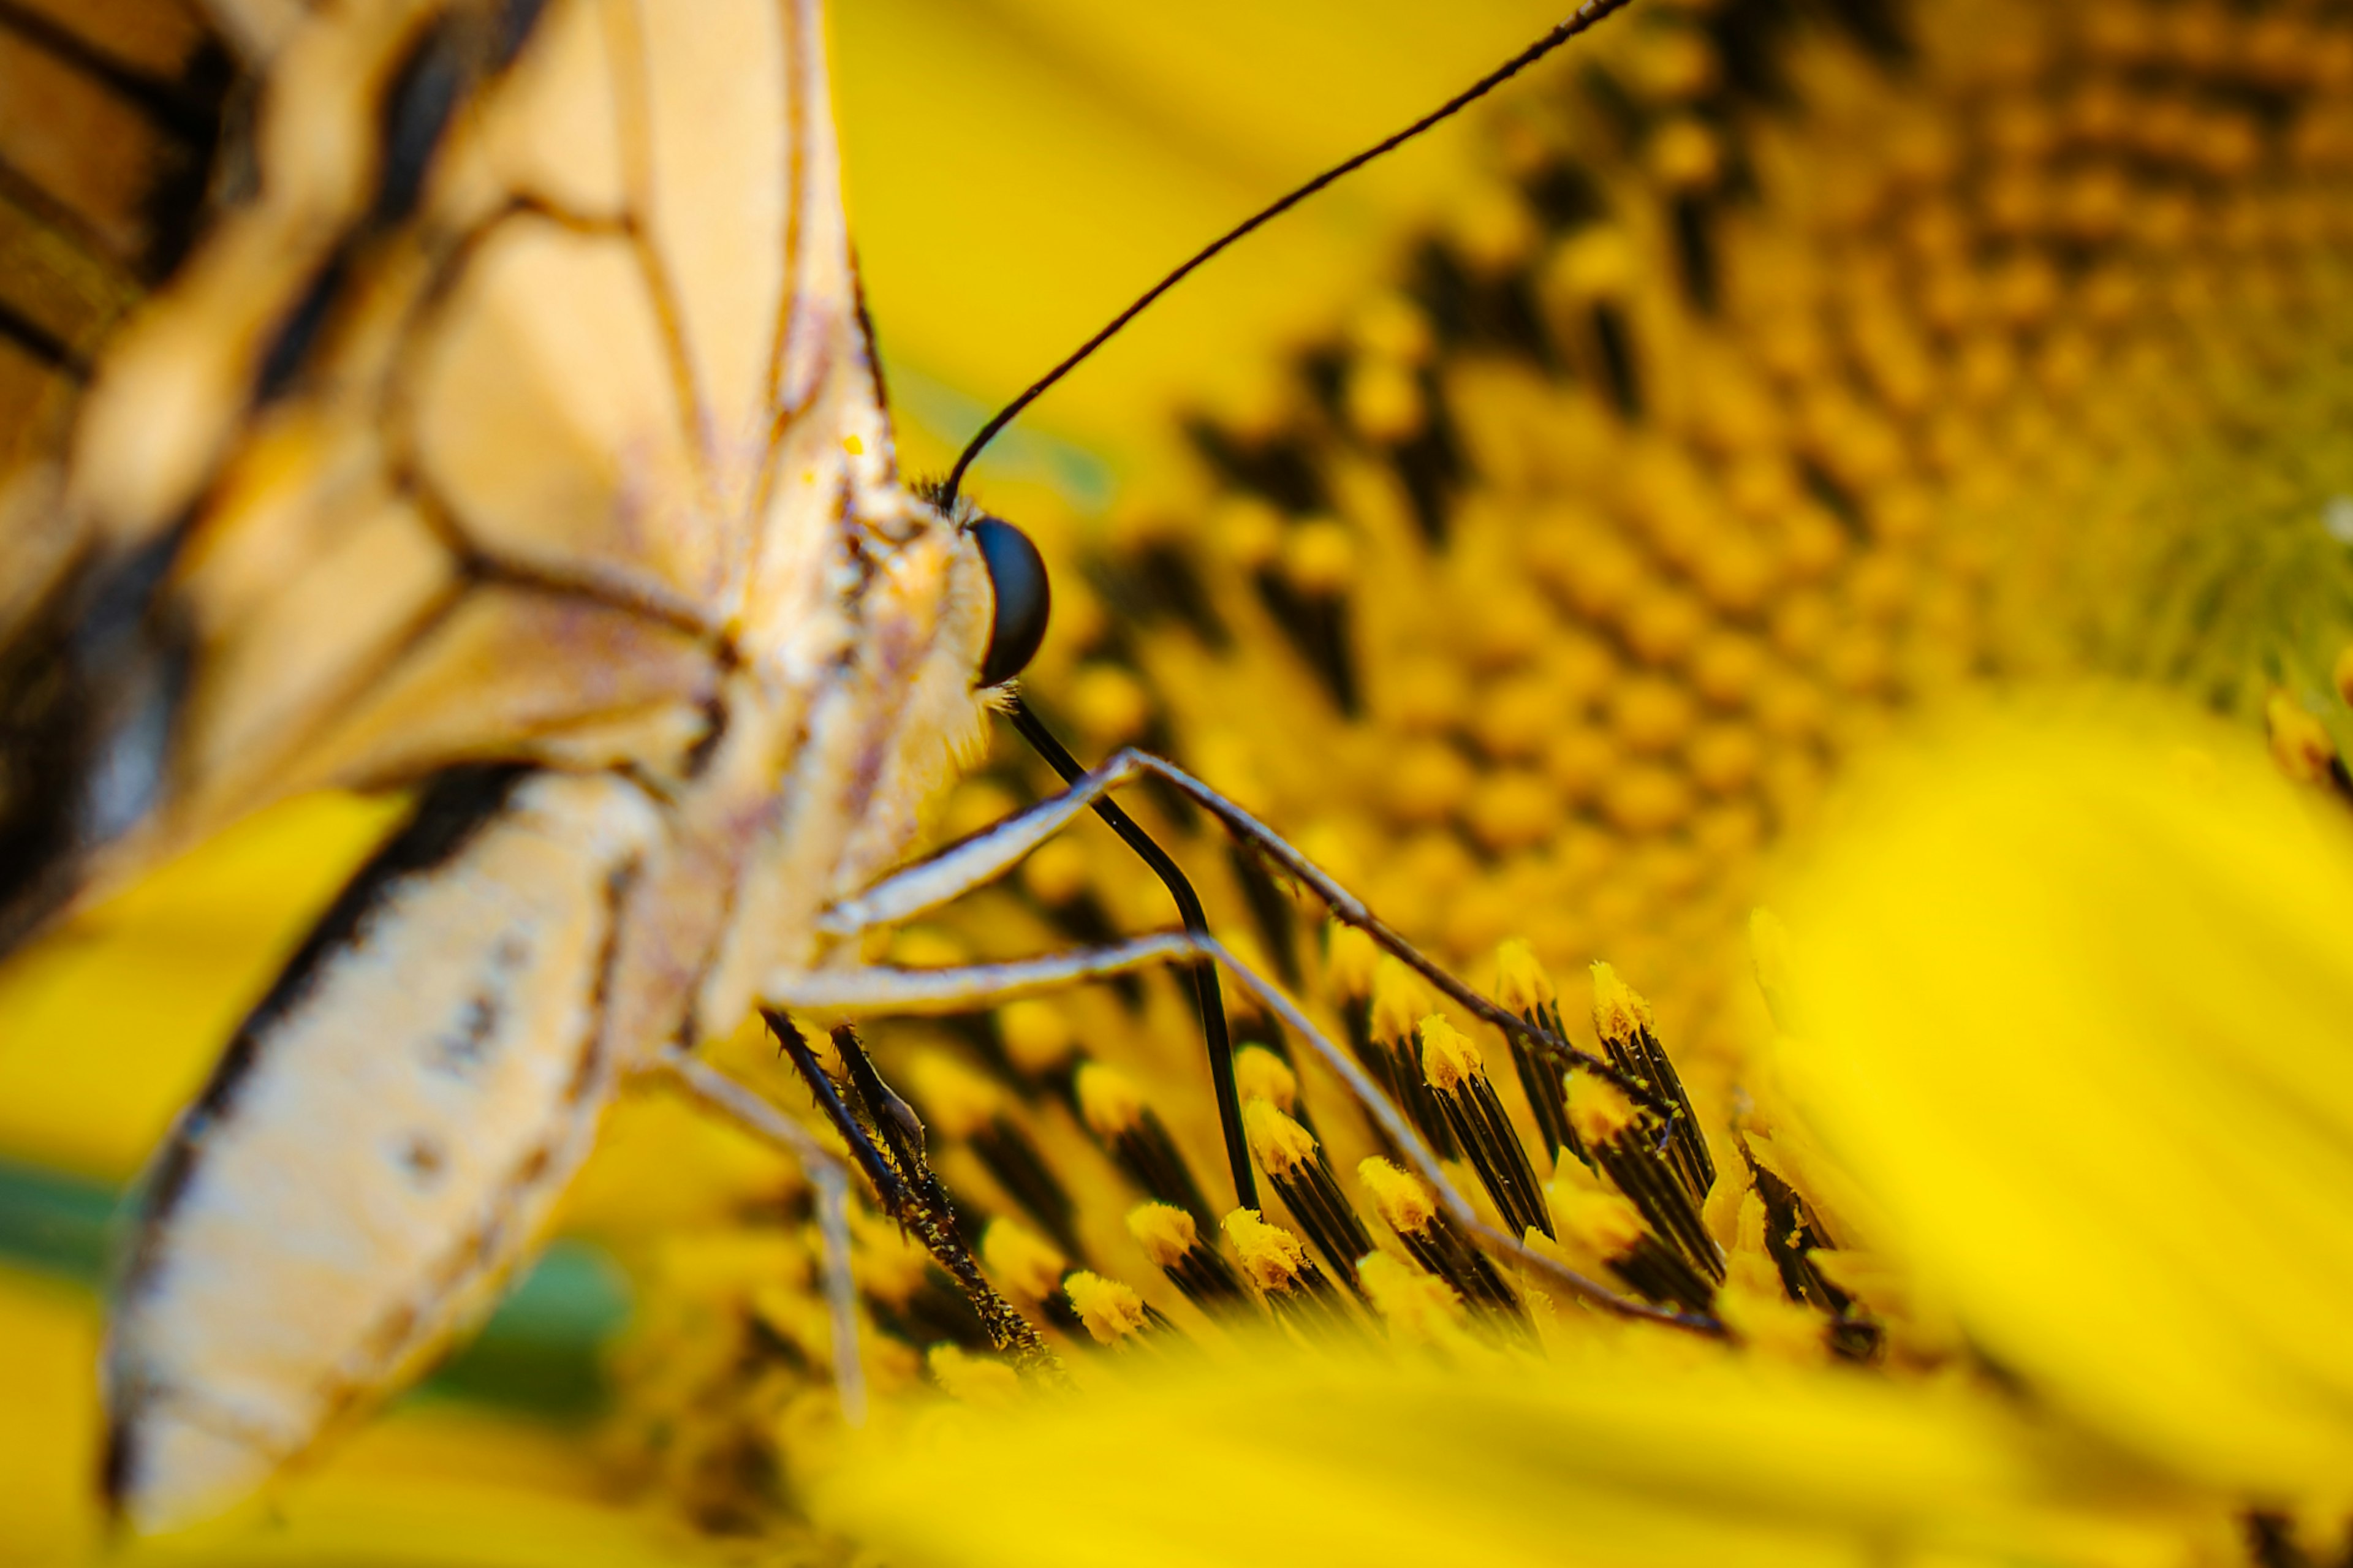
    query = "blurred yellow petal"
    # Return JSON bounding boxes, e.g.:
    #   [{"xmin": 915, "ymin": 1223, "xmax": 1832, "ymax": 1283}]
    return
[
  {"xmin": 1779, "ymin": 695, "xmax": 2353, "ymax": 1501},
  {"xmin": 814, "ymin": 1337, "xmax": 2221, "ymax": 1568}
]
